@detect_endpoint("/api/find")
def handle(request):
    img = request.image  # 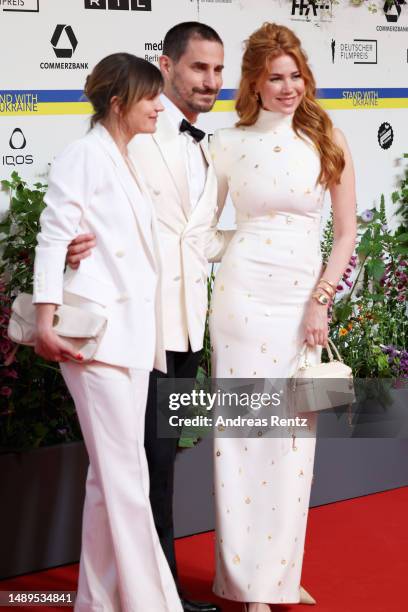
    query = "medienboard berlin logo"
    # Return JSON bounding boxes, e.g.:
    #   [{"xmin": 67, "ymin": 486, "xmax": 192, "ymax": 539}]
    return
[
  {"xmin": 2, "ymin": 128, "xmax": 33, "ymax": 167},
  {"xmin": 84, "ymin": 0, "xmax": 152, "ymax": 10},
  {"xmin": 1, "ymin": 0, "xmax": 39, "ymax": 12},
  {"xmin": 378, "ymin": 122, "xmax": 394, "ymax": 150}
]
